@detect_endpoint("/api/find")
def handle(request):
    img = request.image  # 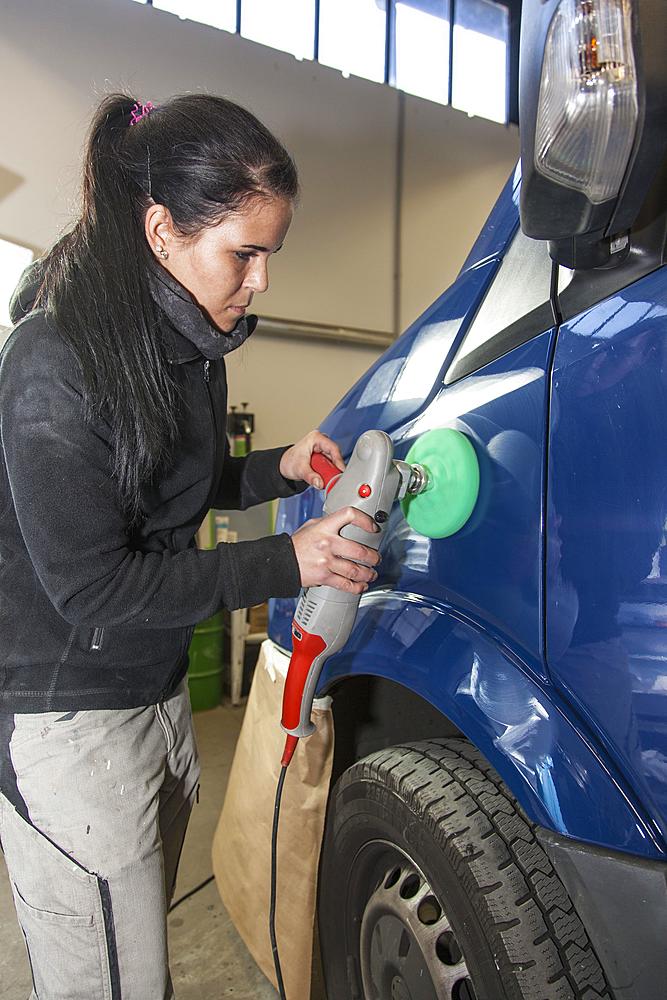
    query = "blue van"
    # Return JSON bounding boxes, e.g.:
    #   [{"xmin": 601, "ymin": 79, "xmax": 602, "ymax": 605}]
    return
[{"xmin": 269, "ymin": 2, "xmax": 667, "ymax": 998}]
